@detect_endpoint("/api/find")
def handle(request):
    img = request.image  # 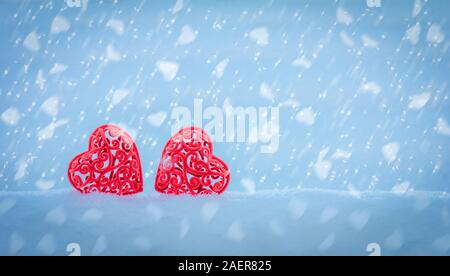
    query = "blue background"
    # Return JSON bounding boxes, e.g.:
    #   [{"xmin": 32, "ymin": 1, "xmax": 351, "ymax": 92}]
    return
[{"xmin": 0, "ymin": 0, "xmax": 449, "ymax": 256}]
